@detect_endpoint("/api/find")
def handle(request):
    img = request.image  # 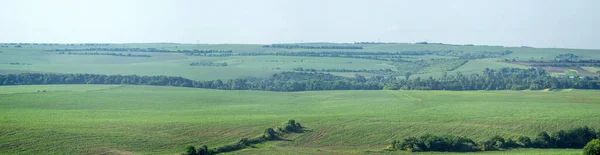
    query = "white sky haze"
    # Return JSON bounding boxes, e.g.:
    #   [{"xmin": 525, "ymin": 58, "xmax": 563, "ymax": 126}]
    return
[{"xmin": 0, "ymin": 0, "xmax": 599, "ymax": 49}]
